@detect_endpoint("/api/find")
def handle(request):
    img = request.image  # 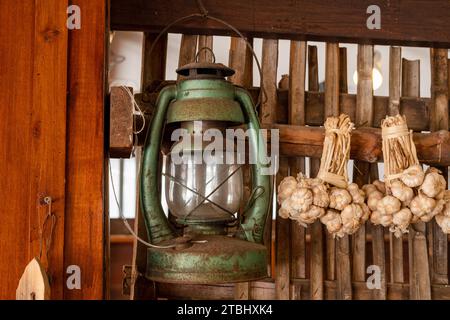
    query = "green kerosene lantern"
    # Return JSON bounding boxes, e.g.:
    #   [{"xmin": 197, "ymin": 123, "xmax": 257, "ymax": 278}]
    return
[{"xmin": 140, "ymin": 53, "xmax": 271, "ymax": 284}]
